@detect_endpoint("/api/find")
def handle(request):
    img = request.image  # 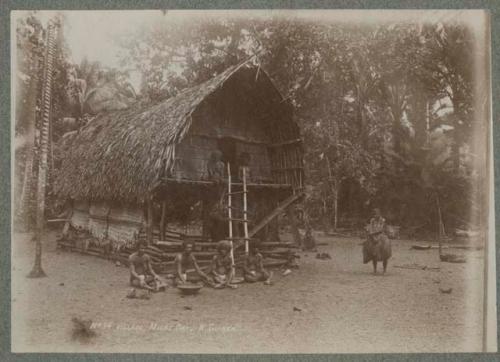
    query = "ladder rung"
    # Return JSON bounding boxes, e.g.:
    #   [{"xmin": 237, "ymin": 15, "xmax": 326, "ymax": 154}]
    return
[
  {"xmin": 227, "ymin": 218, "xmax": 251, "ymax": 222},
  {"xmin": 228, "ymin": 190, "xmax": 248, "ymax": 195},
  {"xmin": 227, "ymin": 206, "xmax": 248, "ymax": 213}
]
